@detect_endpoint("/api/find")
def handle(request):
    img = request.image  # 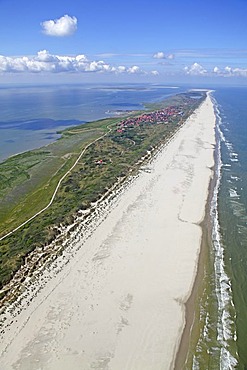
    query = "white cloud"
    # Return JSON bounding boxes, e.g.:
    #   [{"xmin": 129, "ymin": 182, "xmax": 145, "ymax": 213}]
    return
[
  {"xmin": 184, "ymin": 62, "xmax": 207, "ymax": 75},
  {"xmin": 37, "ymin": 50, "xmax": 58, "ymax": 62},
  {"xmin": 151, "ymin": 70, "xmax": 159, "ymax": 75},
  {"xmin": 213, "ymin": 66, "xmax": 220, "ymax": 74},
  {"xmin": 127, "ymin": 66, "xmax": 141, "ymax": 74},
  {"xmin": 212, "ymin": 66, "xmax": 228, "ymax": 76},
  {"xmin": 213, "ymin": 65, "xmax": 247, "ymax": 77},
  {"xmin": 153, "ymin": 52, "xmax": 165, "ymax": 59},
  {"xmin": 41, "ymin": 15, "xmax": 77, "ymax": 37},
  {"xmin": 166, "ymin": 54, "xmax": 174, "ymax": 60},
  {"xmin": 0, "ymin": 51, "xmax": 153, "ymax": 76},
  {"xmin": 231, "ymin": 67, "xmax": 247, "ymax": 77},
  {"xmin": 116, "ymin": 66, "xmax": 127, "ymax": 73},
  {"xmin": 225, "ymin": 66, "xmax": 232, "ymax": 74},
  {"xmin": 153, "ymin": 52, "xmax": 174, "ymax": 60},
  {"xmin": 185, "ymin": 63, "xmax": 247, "ymax": 78}
]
